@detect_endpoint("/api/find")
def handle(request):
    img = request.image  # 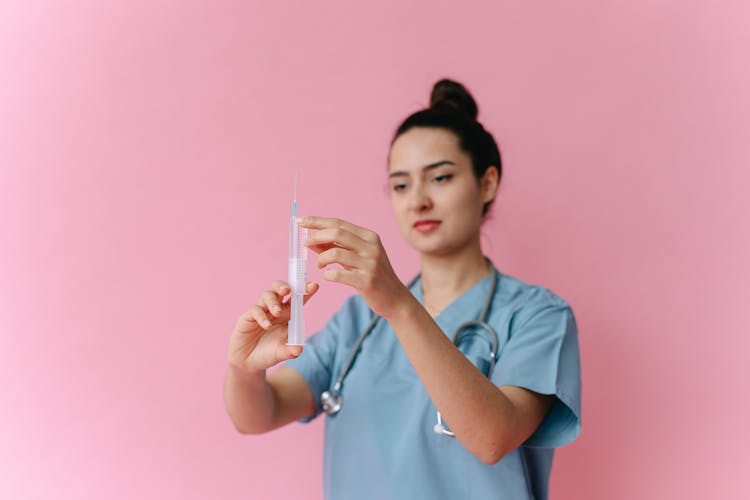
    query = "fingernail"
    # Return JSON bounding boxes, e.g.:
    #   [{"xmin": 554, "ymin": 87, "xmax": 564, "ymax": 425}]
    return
[
  {"xmin": 295, "ymin": 217, "xmax": 303, "ymax": 224},
  {"xmin": 263, "ymin": 319, "xmax": 271, "ymax": 327},
  {"xmin": 272, "ymin": 305, "xmax": 281, "ymax": 314}
]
